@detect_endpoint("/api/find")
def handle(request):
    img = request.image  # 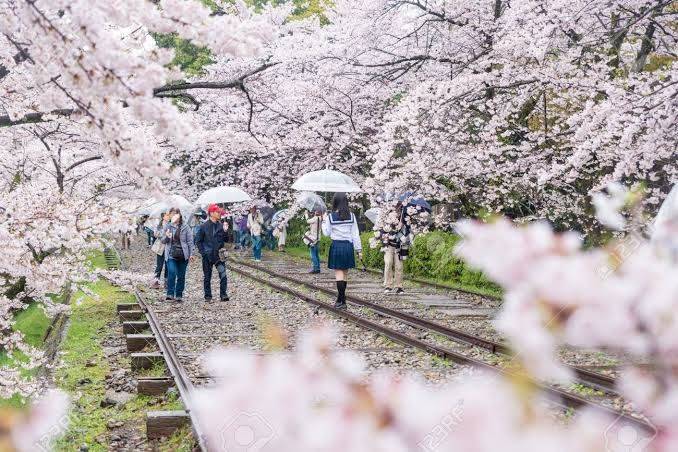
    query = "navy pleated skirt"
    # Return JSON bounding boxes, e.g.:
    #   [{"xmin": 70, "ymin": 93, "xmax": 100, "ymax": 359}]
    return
[{"xmin": 328, "ymin": 240, "xmax": 356, "ymax": 270}]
